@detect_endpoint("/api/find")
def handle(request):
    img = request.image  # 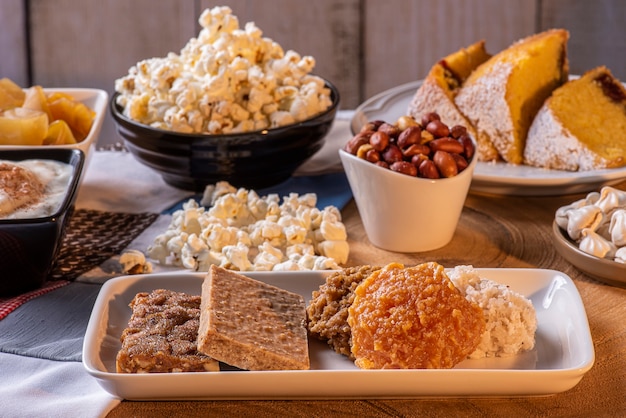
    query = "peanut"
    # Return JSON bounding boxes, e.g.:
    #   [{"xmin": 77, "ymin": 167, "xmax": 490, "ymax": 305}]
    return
[
  {"xmin": 397, "ymin": 126, "xmax": 421, "ymax": 149},
  {"xmin": 428, "ymin": 137, "xmax": 465, "ymax": 154},
  {"xmin": 458, "ymin": 134, "xmax": 475, "ymax": 160},
  {"xmin": 347, "ymin": 112, "xmax": 474, "ymax": 179},
  {"xmin": 377, "ymin": 122, "xmax": 400, "ymax": 139},
  {"xmin": 418, "ymin": 159, "xmax": 440, "ymax": 179},
  {"xmin": 356, "ymin": 143, "xmax": 374, "ymax": 159},
  {"xmin": 345, "ymin": 133, "xmax": 370, "ymax": 154},
  {"xmin": 365, "ymin": 148, "xmax": 381, "ymax": 163},
  {"xmin": 369, "ymin": 131, "xmax": 390, "ymax": 152},
  {"xmin": 403, "ymin": 143, "xmax": 430, "ymax": 158},
  {"xmin": 390, "ymin": 161, "xmax": 417, "ymax": 176},
  {"xmin": 382, "ymin": 144, "xmax": 403, "ymax": 164},
  {"xmin": 426, "ymin": 120, "xmax": 450, "ymax": 138},
  {"xmin": 420, "ymin": 112, "xmax": 440, "ymax": 127},
  {"xmin": 451, "ymin": 153, "xmax": 469, "ymax": 172},
  {"xmin": 450, "ymin": 125, "xmax": 467, "ymax": 139},
  {"xmin": 433, "ymin": 151, "xmax": 458, "ymax": 178}
]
